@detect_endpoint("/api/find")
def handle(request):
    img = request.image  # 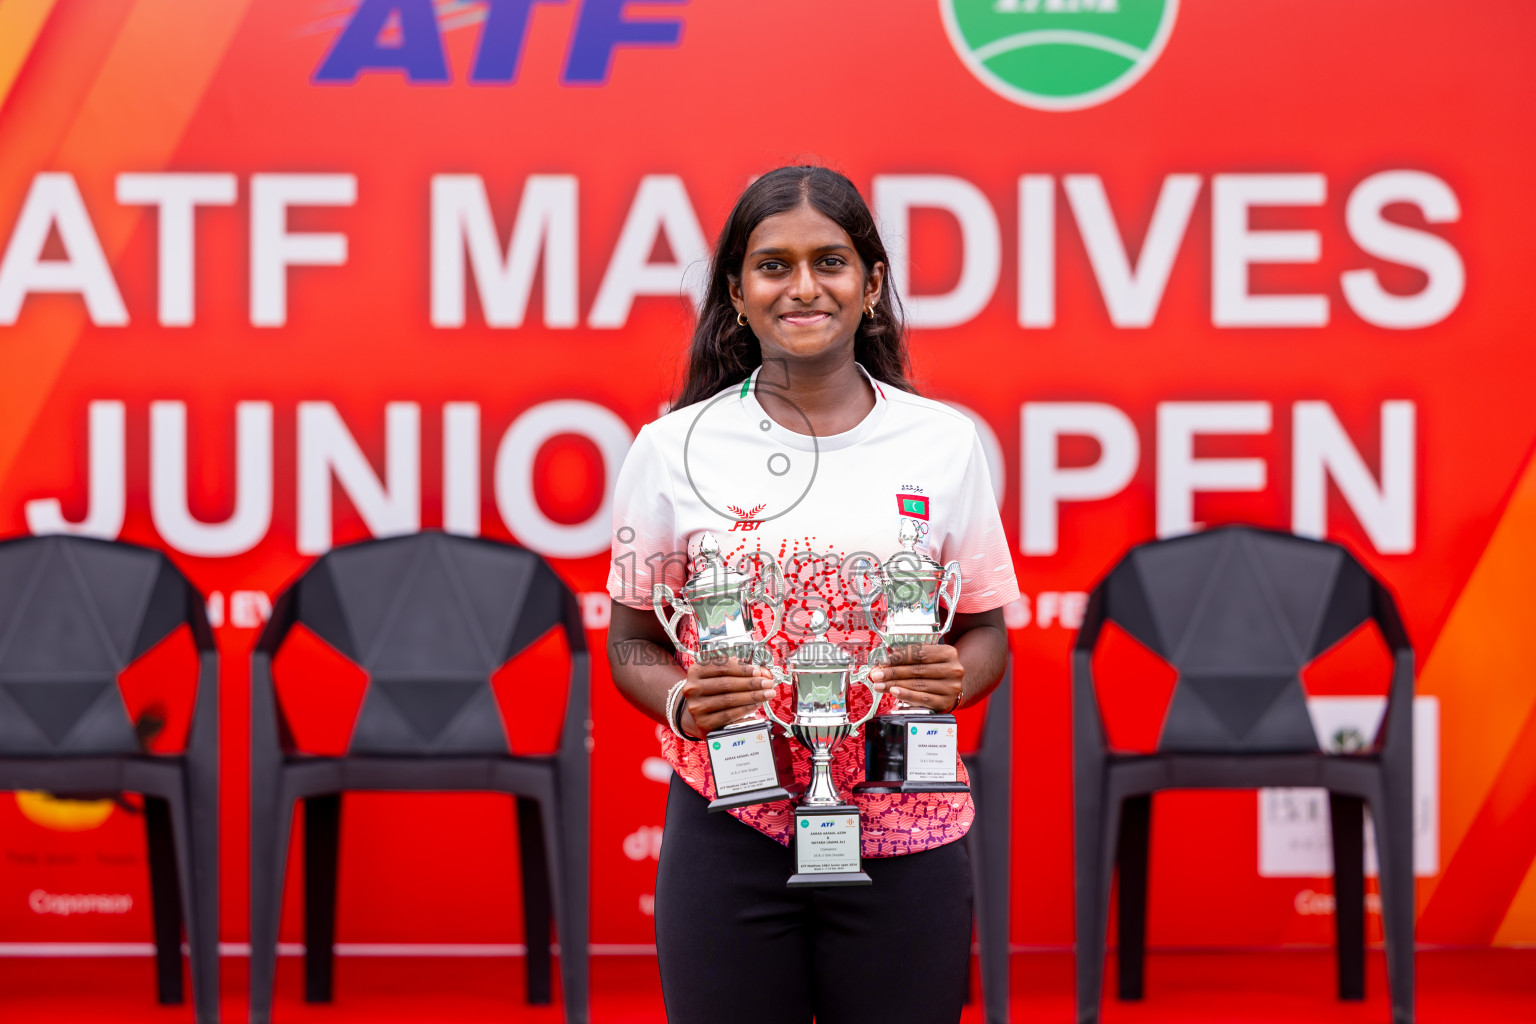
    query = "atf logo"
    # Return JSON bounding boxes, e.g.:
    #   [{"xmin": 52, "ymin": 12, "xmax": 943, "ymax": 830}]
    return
[
  {"xmin": 314, "ymin": 0, "xmax": 688, "ymax": 85},
  {"xmin": 939, "ymin": 0, "xmax": 1177, "ymax": 112}
]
